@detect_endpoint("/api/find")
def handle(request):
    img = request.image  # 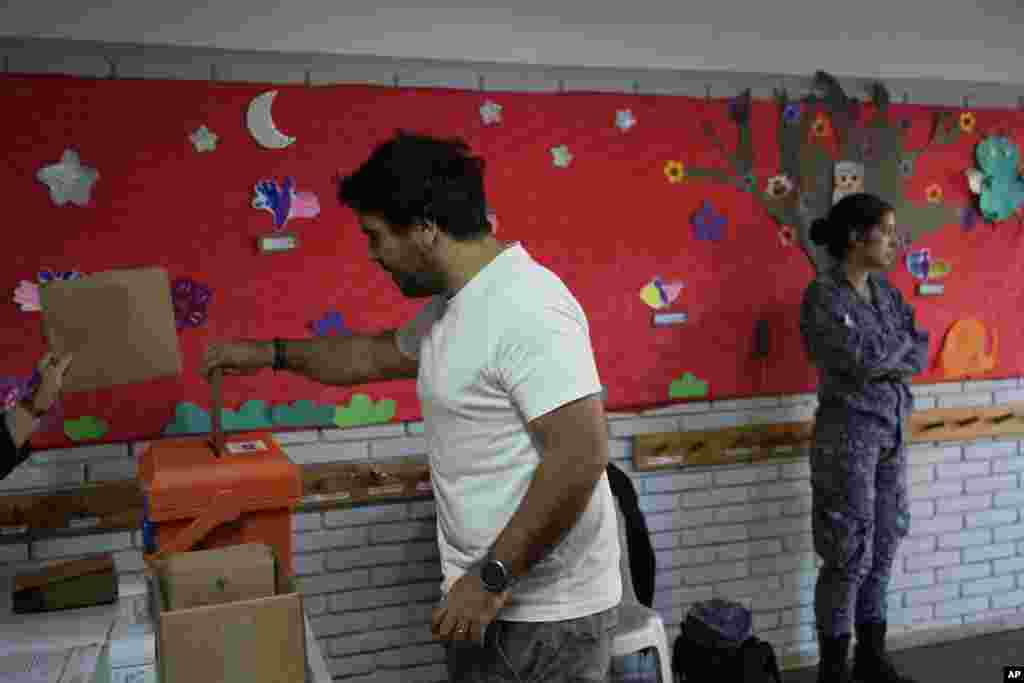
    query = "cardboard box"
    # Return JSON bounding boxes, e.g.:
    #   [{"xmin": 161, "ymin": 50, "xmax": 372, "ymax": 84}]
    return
[
  {"xmin": 12, "ymin": 554, "xmax": 118, "ymax": 614},
  {"xmin": 148, "ymin": 558, "xmax": 305, "ymax": 683},
  {"xmin": 155, "ymin": 543, "xmax": 277, "ymax": 611}
]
